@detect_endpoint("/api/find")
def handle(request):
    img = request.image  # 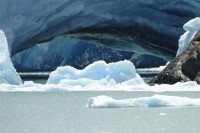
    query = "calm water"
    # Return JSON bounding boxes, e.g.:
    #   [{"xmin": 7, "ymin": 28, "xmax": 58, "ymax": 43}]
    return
[{"xmin": 1, "ymin": 91, "xmax": 200, "ymax": 133}]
